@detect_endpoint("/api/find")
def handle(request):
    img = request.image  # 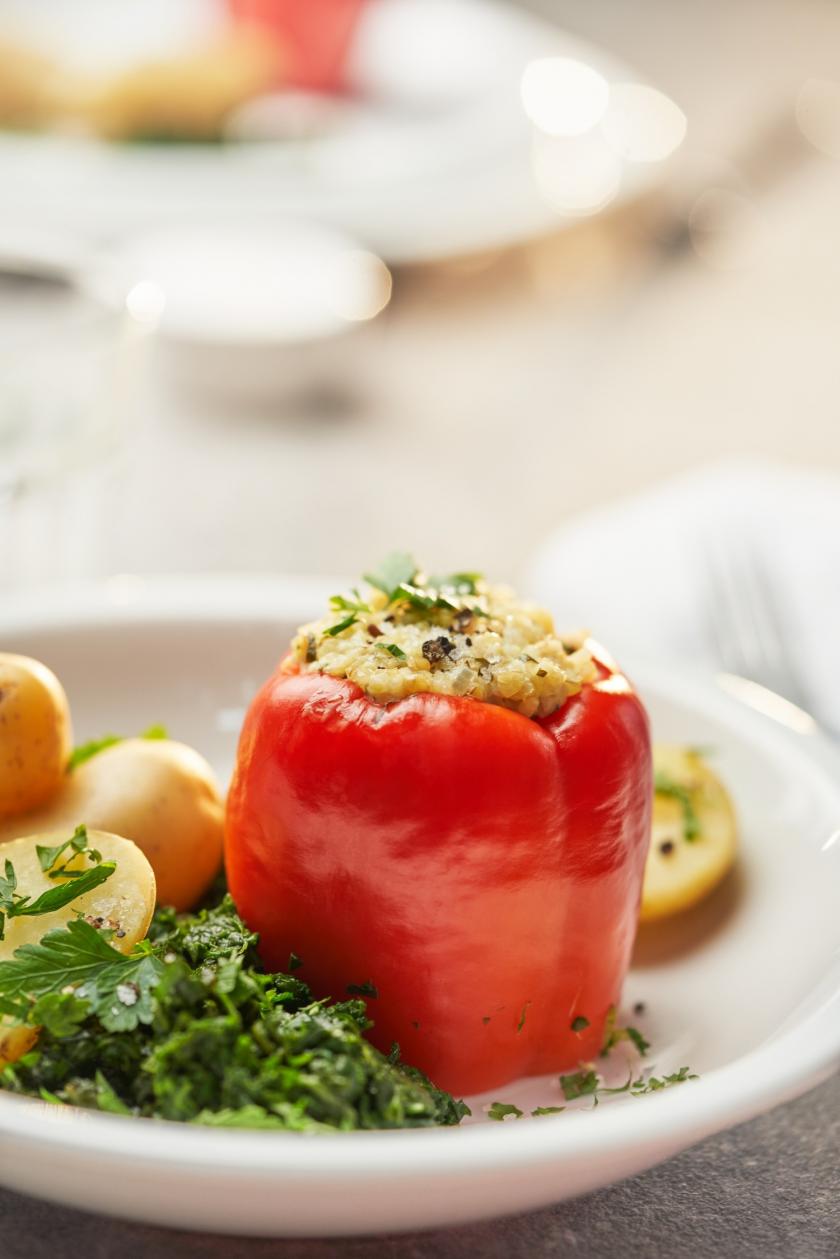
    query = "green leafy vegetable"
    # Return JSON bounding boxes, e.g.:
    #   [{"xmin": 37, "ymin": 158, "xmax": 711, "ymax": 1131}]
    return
[
  {"xmin": 532, "ymin": 1106, "xmax": 565, "ymax": 1116},
  {"xmin": 68, "ymin": 725, "xmax": 168, "ymax": 772},
  {"xmin": 487, "ymin": 1101, "xmax": 523, "ymax": 1121},
  {"xmin": 30, "ymin": 992, "xmax": 89, "ymax": 1037},
  {"xmin": 1, "ymin": 896, "xmax": 467, "ymax": 1131},
  {"xmin": 654, "ymin": 770, "xmax": 701, "ymax": 841}
]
